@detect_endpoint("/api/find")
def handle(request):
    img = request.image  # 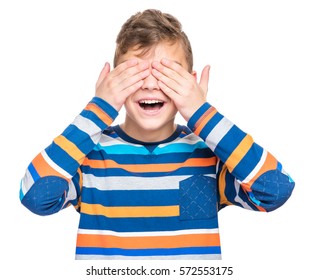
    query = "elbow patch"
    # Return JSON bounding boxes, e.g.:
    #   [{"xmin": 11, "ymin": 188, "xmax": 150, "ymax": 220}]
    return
[
  {"xmin": 21, "ymin": 176, "xmax": 69, "ymax": 216},
  {"xmin": 251, "ymin": 170, "xmax": 295, "ymax": 212}
]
